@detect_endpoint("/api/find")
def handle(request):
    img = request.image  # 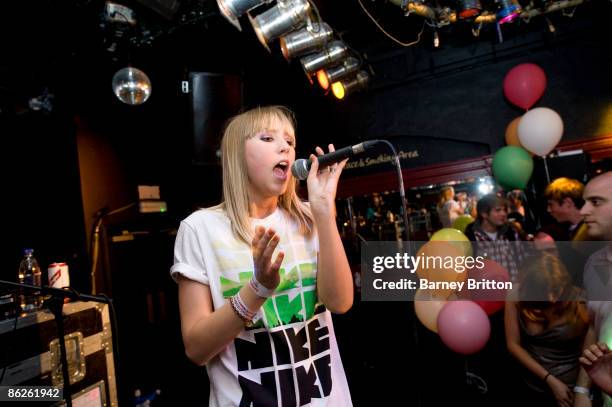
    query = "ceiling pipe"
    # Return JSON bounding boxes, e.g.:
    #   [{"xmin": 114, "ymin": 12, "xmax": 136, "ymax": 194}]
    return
[{"xmin": 520, "ymin": 0, "xmax": 584, "ymax": 20}]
